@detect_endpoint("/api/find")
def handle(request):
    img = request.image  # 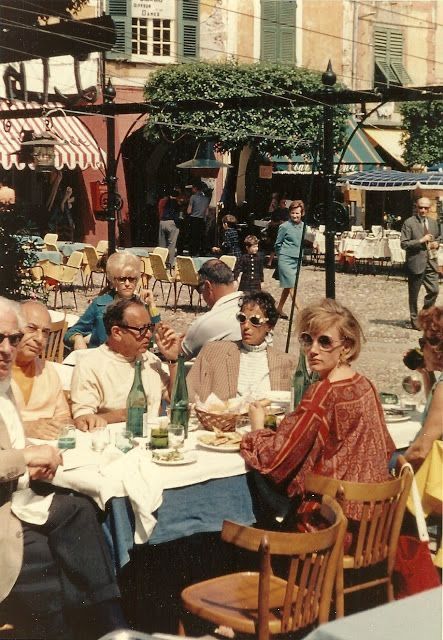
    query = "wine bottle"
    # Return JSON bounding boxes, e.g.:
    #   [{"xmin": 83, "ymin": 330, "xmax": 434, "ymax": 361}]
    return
[
  {"xmin": 290, "ymin": 350, "xmax": 311, "ymax": 412},
  {"xmin": 170, "ymin": 354, "xmax": 189, "ymax": 438},
  {"xmin": 126, "ymin": 358, "xmax": 147, "ymax": 437}
]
